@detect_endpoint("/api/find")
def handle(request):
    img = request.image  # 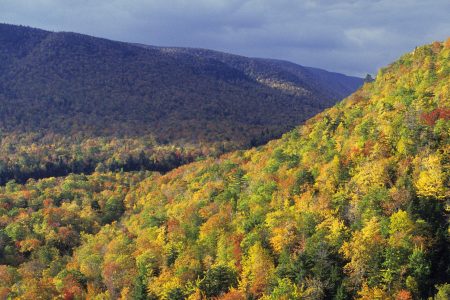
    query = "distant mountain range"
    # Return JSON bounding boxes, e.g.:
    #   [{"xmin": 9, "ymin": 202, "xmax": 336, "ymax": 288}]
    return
[{"xmin": 0, "ymin": 23, "xmax": 362, "ymax": 146}]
